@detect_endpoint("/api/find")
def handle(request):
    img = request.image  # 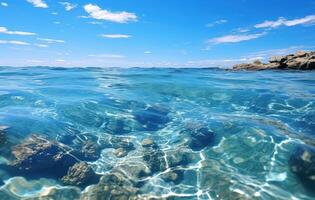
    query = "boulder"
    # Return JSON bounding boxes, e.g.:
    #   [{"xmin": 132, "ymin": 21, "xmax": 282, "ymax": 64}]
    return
[
  {"xmin": 289, "ymin": 145, "xmax": 315, "ymax": 188},
  {"xmin": 9, "ymin": 135, "xmax": 77, "ymax": 177},
  {"xmin": 61, "ymin": 162, "xmax": 99, "ymax": 187}
]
